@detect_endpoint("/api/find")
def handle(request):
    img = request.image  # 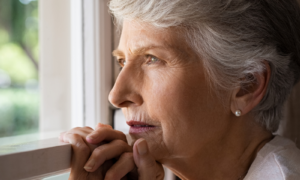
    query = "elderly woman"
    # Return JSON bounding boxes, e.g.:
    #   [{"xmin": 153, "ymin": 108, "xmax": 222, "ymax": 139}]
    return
[{"xmin": 60, "ymin": 0, "xmax": 300, "ymax": 179}]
